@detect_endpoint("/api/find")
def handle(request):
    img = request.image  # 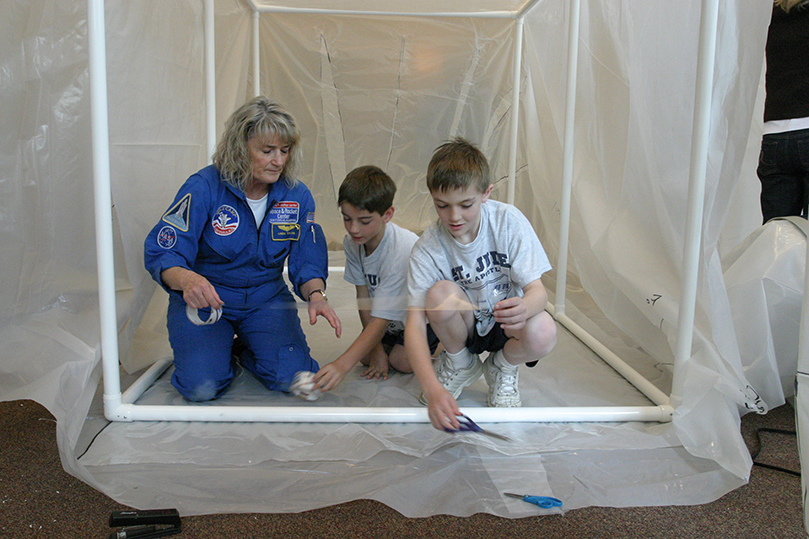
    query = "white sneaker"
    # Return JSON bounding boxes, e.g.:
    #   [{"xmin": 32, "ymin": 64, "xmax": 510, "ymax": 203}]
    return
[
  {"xmin": 419, "ymin": 350, "xmax": 482, "ymax": 405},
  {"xmin": 484, "ymin": 351, "xmax": 521, "ymax": 407}
]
